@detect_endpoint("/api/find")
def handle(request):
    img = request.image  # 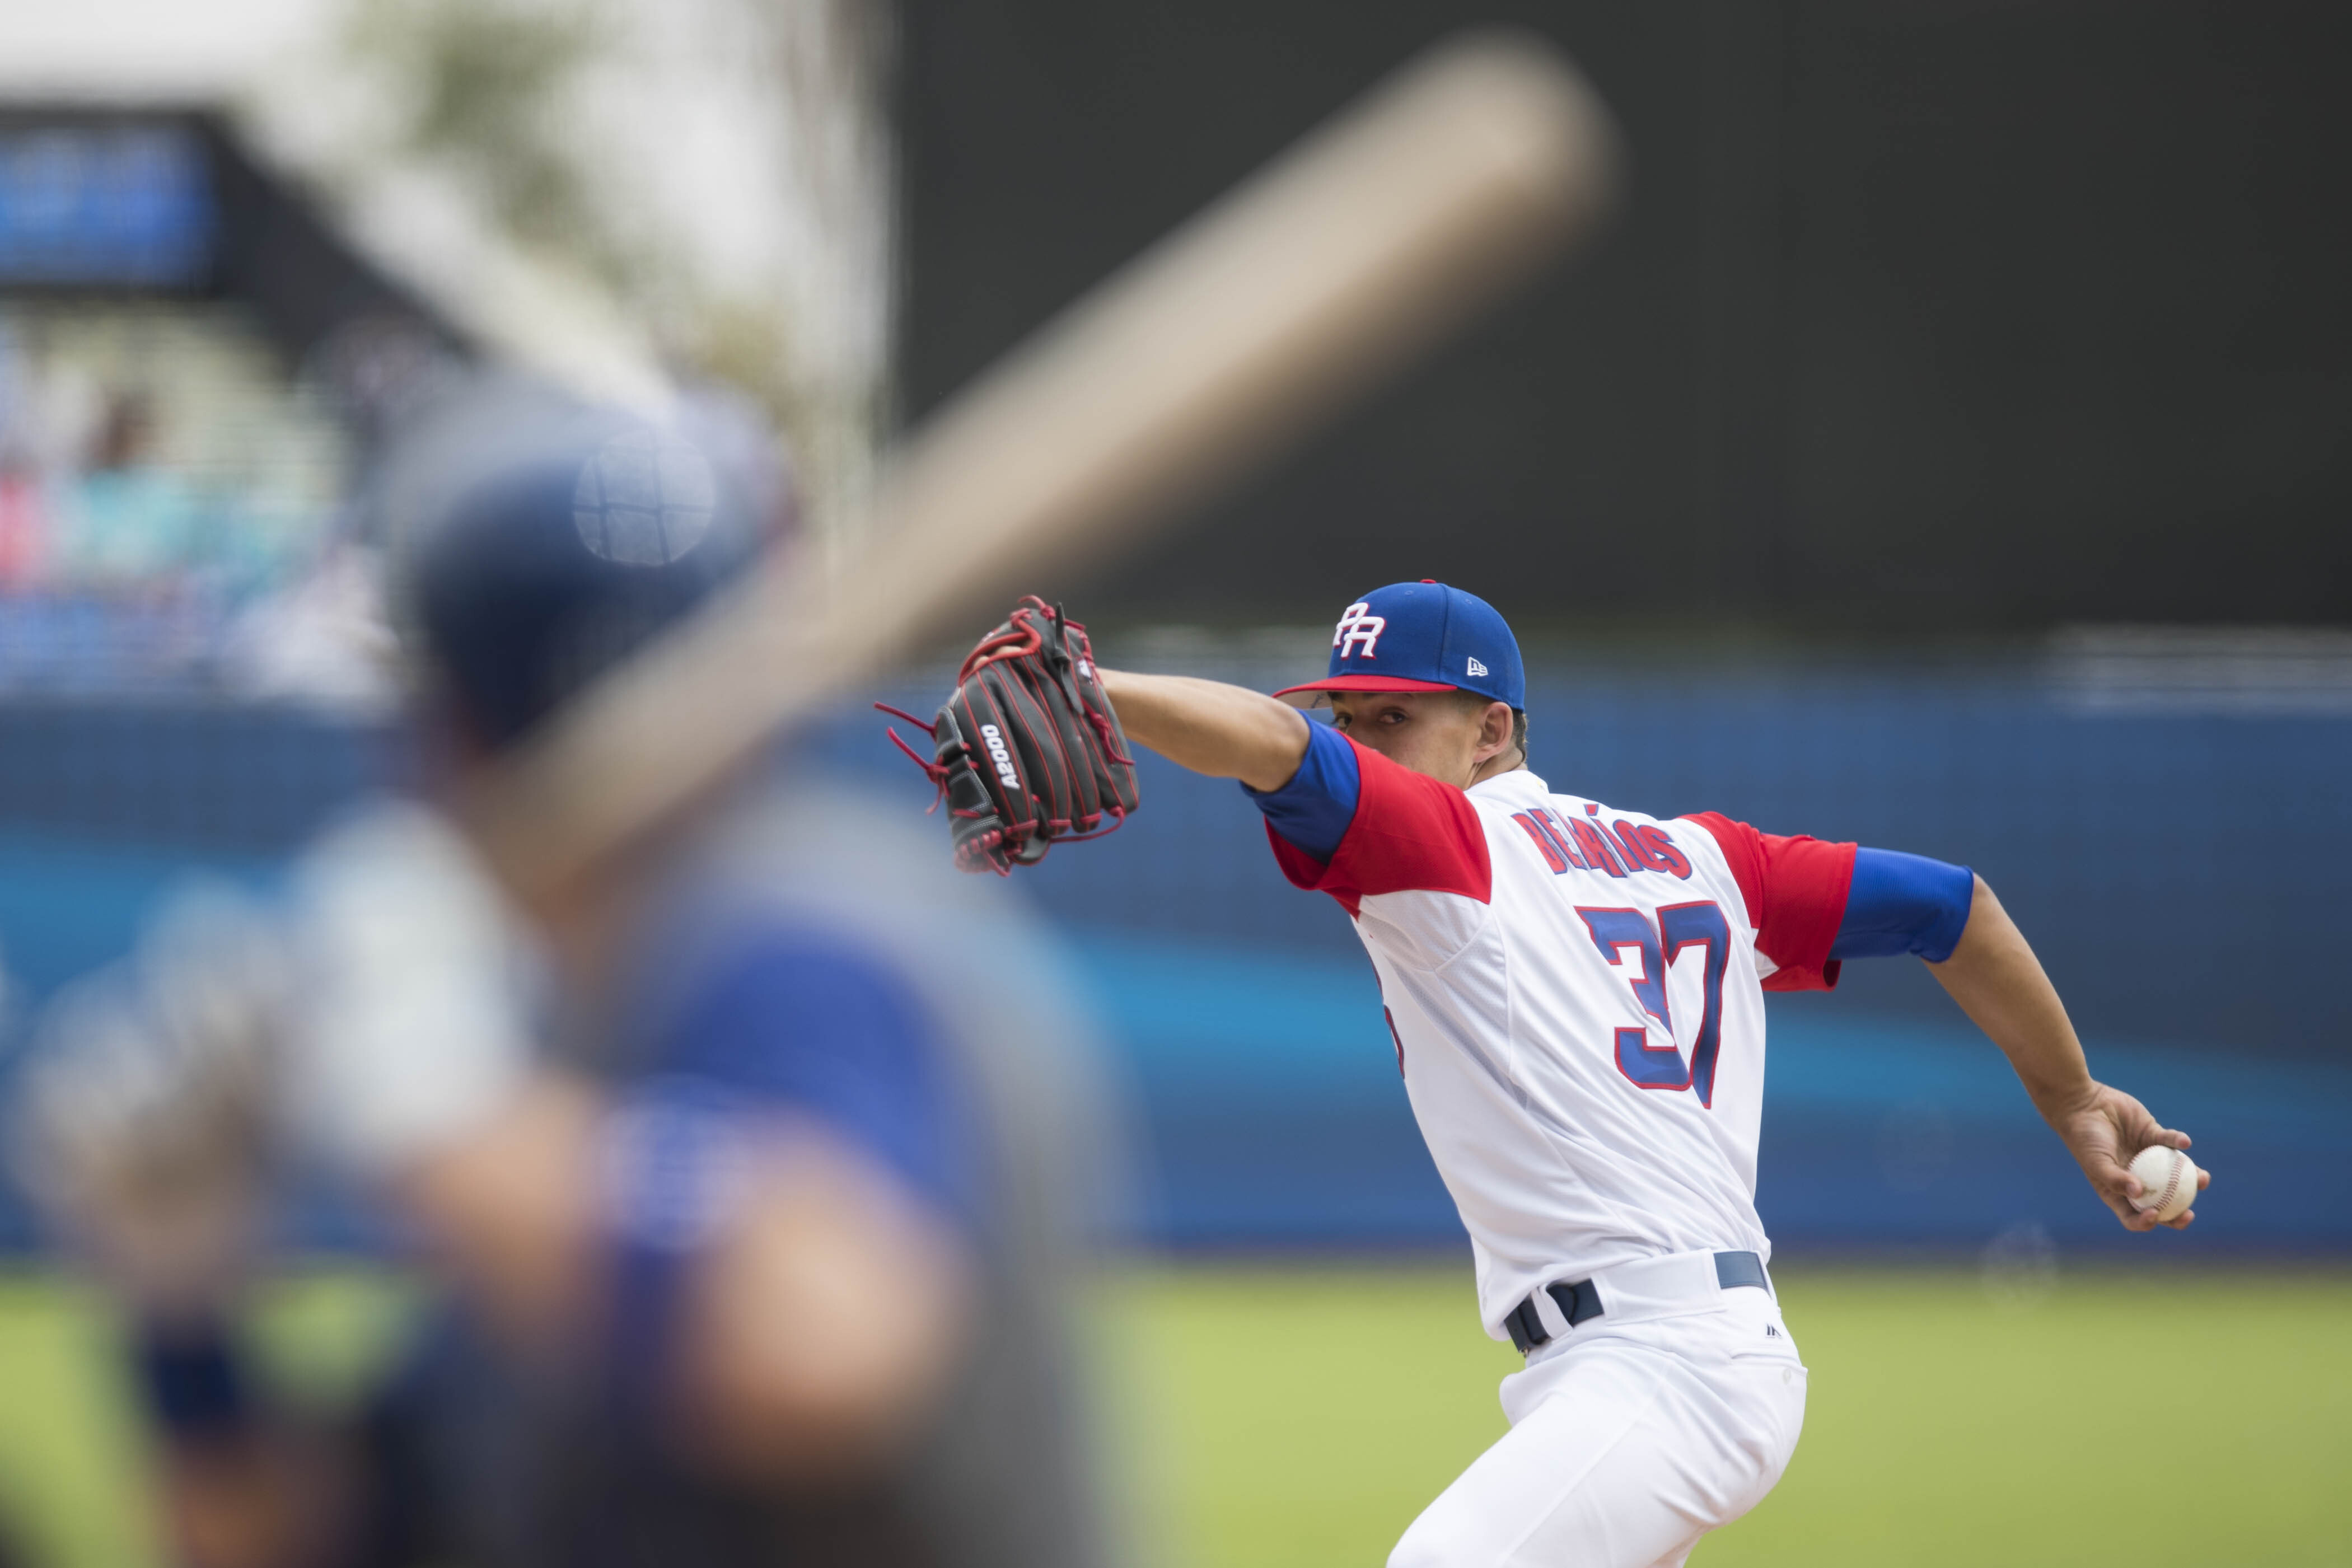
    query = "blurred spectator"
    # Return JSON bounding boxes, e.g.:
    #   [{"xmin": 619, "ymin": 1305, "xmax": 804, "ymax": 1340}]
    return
[
  {"xmin": 57, "ymin": 392, "xmax": 201, "ymax": 592},
  {"xmin": 0, "ymin": 448, "xmax": 46, "ymax": 590},
  {"xmin": 0, "ymin": 305, "xmax": 370, "ymax": 692},
  {"xmin": 0, "ymin": 325, "xmax": 52, "ymax": 589}
]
